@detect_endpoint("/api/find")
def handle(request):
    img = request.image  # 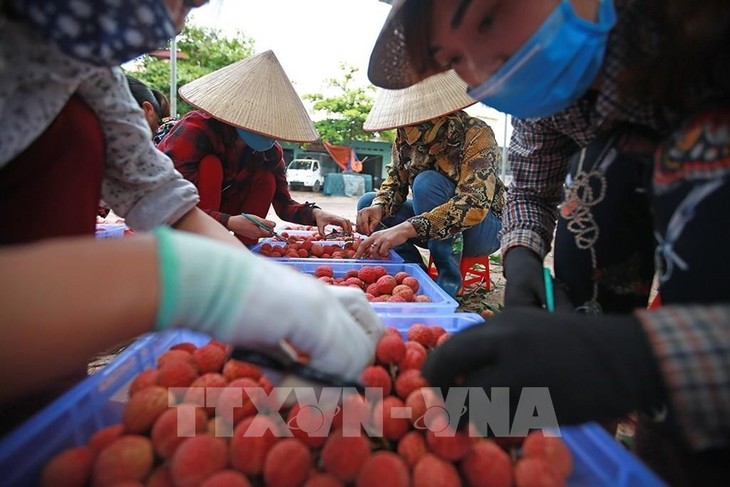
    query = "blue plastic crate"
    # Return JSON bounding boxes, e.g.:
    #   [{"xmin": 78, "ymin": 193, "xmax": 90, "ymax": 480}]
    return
[
  {"xmin": 95, "ymin": 223, "xmax": 126, "ymax": 239},
  {"xmin": 560, "ymin": 423, "xmax": 666, "ymax": 486},
  {"xmin": 0, "ymin": 330, "xmax": 666, "ymax": 486},
  {"xmin": 377, "ymin": 312, "xmax": 484, "ymax": 338},
  {"xmin": 0, "ymin": 330, "xmax": 212, "ymax": 487},
  {"xmin": 251, "ymin": 240, "xmax": 404, "ymax": 263},
  {"xmin": 283, "ymin": 261, "xmax": 459, "ymax": 313}
]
